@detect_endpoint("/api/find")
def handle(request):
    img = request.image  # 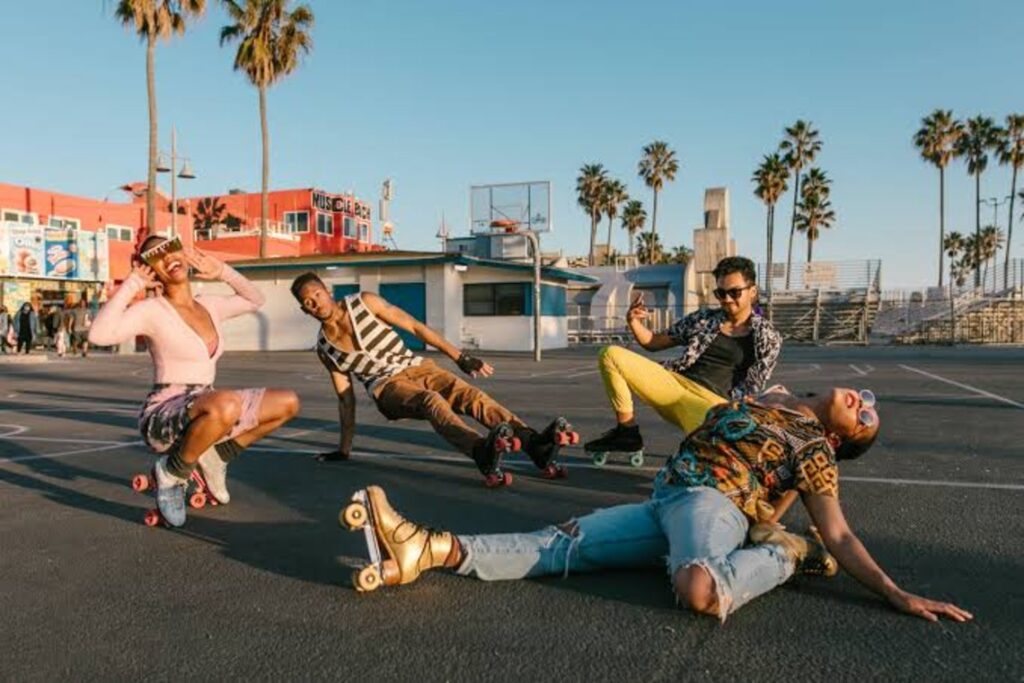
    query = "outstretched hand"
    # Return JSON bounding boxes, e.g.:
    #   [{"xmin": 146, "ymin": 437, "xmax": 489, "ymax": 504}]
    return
[
  {"xmin": 131, "ymin": 263, "xmax": 158, "ymax": 290},
  {"xmin": 888, "ymin": 590, "xmax": 973, "ymax": 623},
  {"xmin": 457, "ymin": 352, "xmax": 494, "ymax": 378},
  {"xmin": 185, "ymin": 247, "xmax": 225, "ymax": 281}
]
